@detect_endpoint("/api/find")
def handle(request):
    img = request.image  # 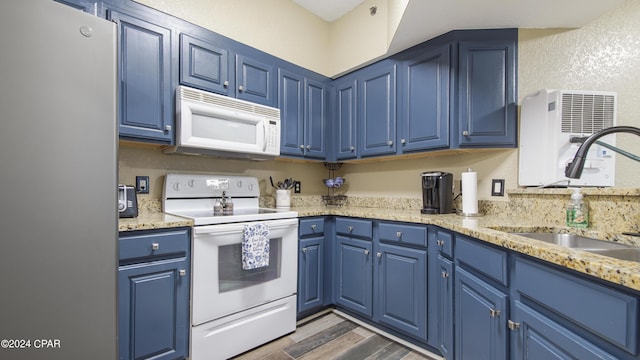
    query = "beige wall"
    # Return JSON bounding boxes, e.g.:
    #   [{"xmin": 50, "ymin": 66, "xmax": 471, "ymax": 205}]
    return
[
  {"xmin": 134, "ymin": 0, "xmax": 399, "ymax": 77},
  {"xmin": 120, "ymin": 0, "xmax": 640, "ymax": 203}
]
